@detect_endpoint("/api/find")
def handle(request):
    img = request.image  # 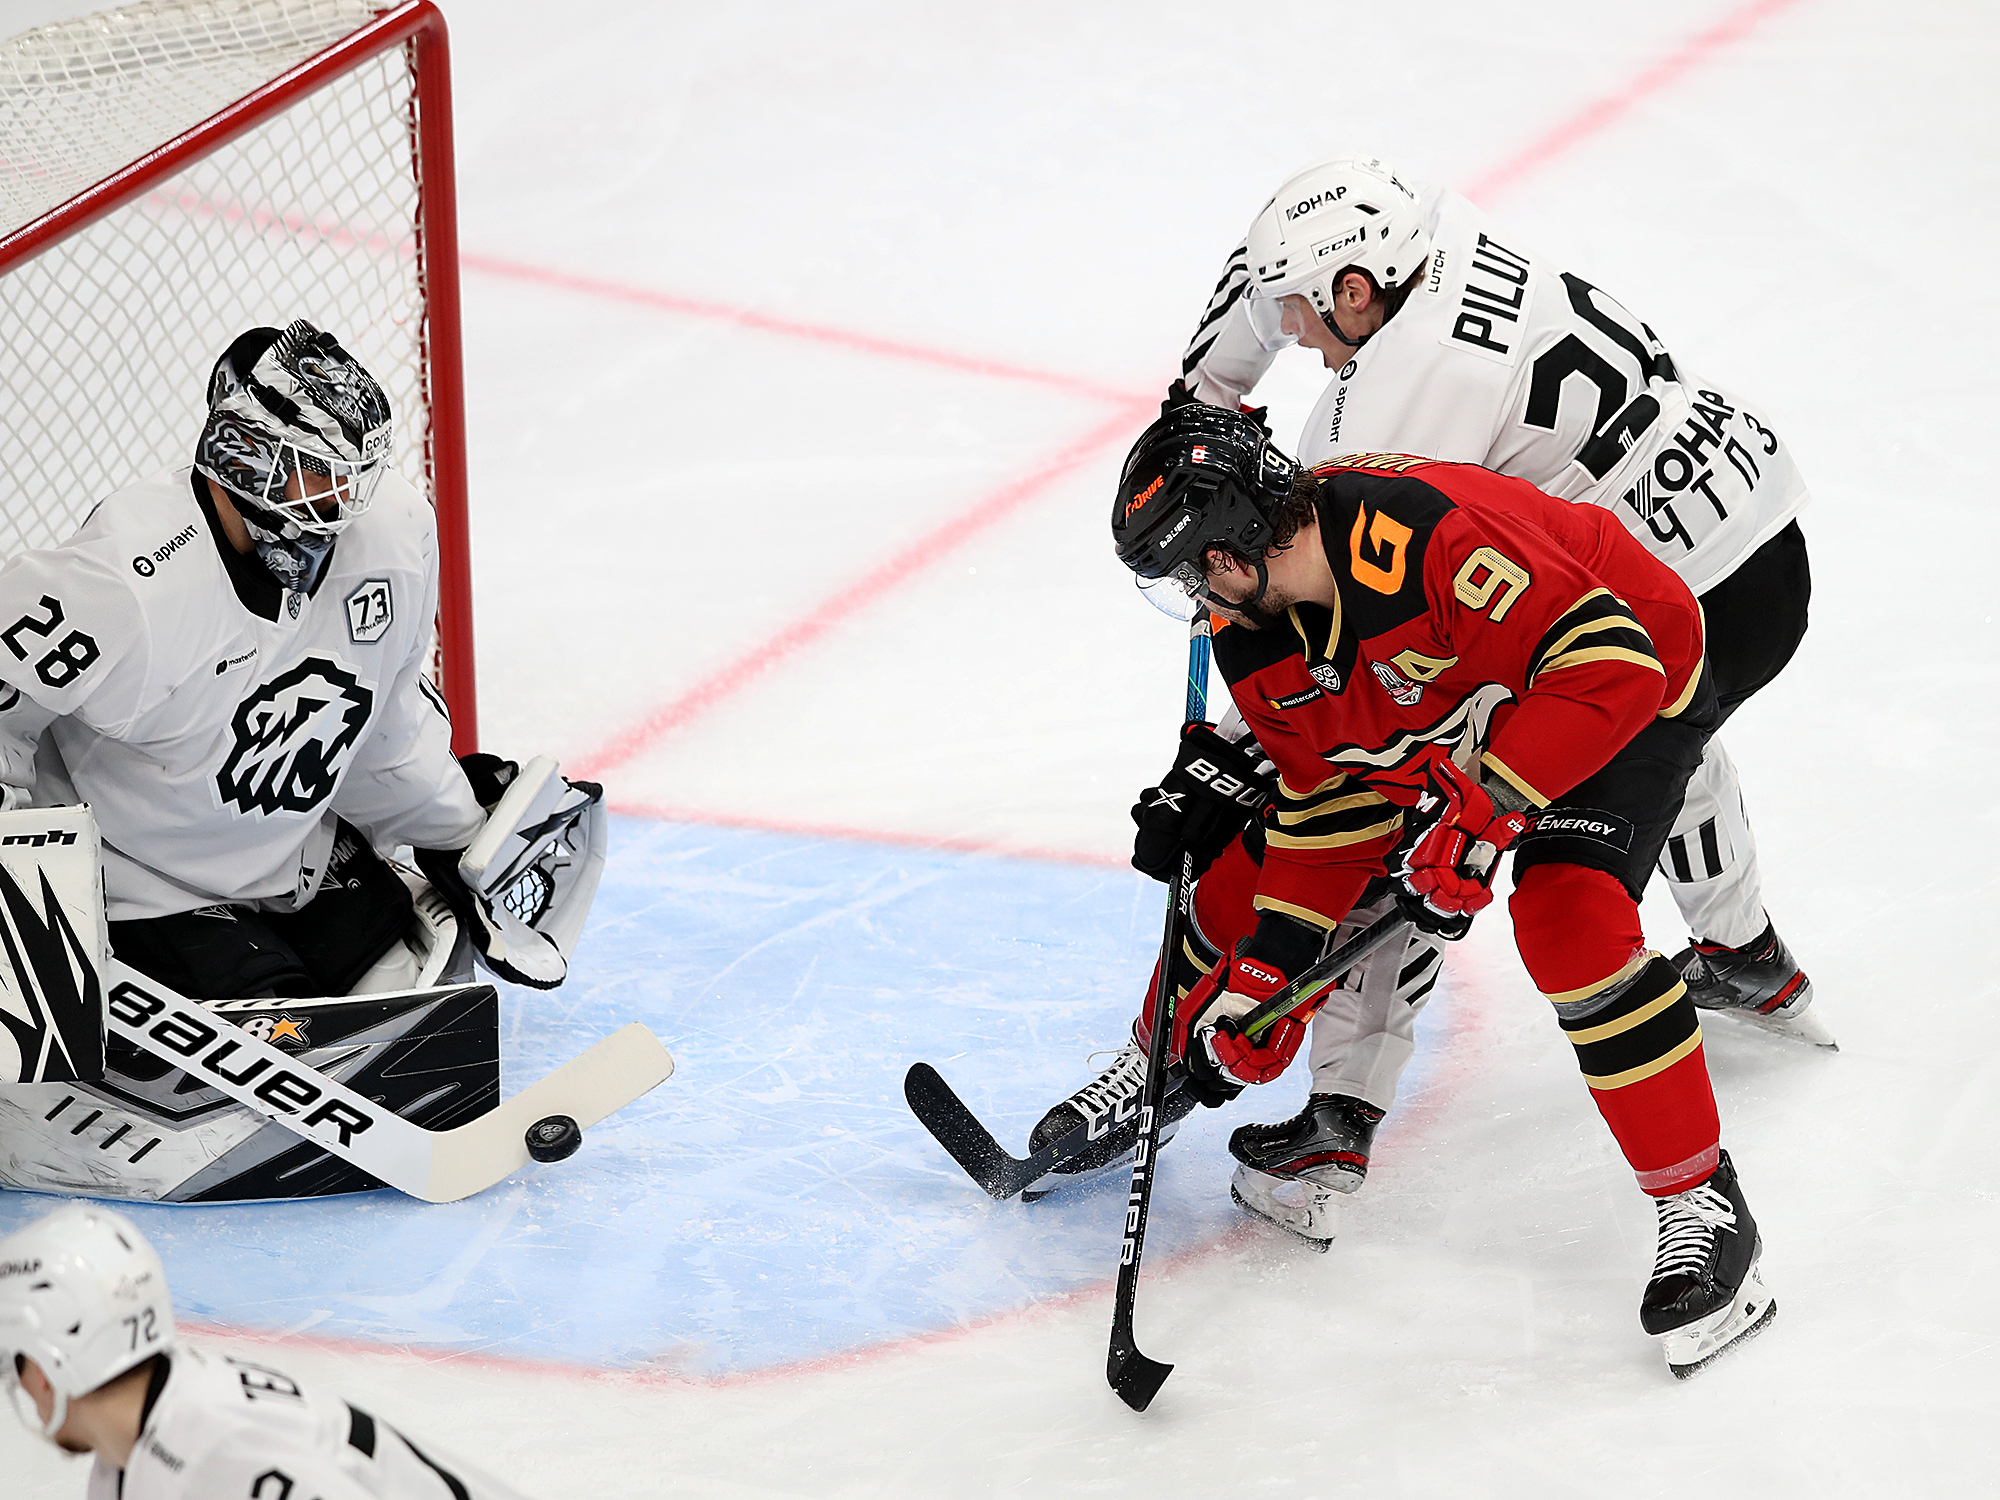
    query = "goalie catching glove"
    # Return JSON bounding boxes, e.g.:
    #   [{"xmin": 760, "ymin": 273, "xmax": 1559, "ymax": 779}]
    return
[
  {"xmin": 417, "ymin": 753, "xmax": 607, "ymax": 990},
  {"xmin": 1130, "ymin": 721, "xmax": 1276, "ymax": 882}
]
